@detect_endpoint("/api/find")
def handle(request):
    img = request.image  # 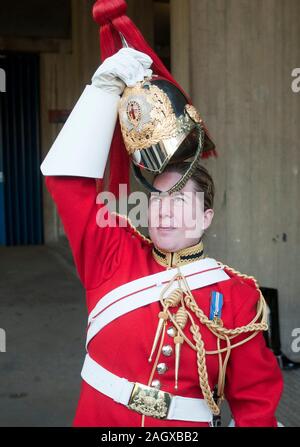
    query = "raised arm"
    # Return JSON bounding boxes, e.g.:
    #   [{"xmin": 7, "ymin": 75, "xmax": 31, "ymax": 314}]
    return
[
  {"xmin": 41, "ymin": 49, "xmax": 153, "ymax": 289},
  {"xmin": 44, "ymin": 175, "xmax": 121, "ymax": 289}
]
